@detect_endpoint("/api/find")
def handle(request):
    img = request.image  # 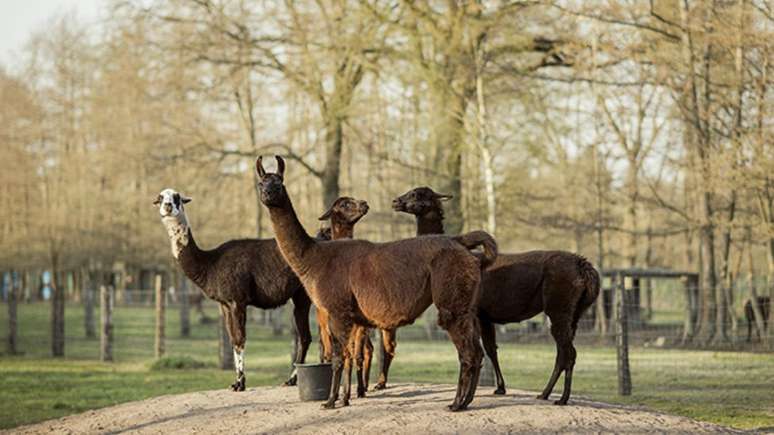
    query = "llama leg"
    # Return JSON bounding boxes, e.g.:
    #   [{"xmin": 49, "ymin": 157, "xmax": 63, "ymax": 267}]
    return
[
  {"xmin": 318, "ymin": 308, "xmax": 333, "ymax": 363},
  {"xmin": 341, "ymin": 338, "xmax": 354, "ymax": 407},
  {"xmin": 323, "ymin": 317, "xmax": 351, "ymax": 410},
  {"xmin": 224, "ymin": 304, "xmax": 247, "ymax": 392},
  {"xmin": 480, "ymin": 318, "xmax": 506, "ymax": 395},
  {"xmin": 285, "ymin": 291, "xmax": 313, "ymax": 386},
  {"xmin": 353, "ymin": 327, "xmax": 367, "ymax": 398},
  {"xmin": 444, "ymin": 313, "xmax": 484, "ymax": 411},
  {"xmin": 538, "ymin": 318, "xmax": 575, "ymax": 404},
  {"xmin": 375, "ymin": 328, "xmax": 396, "ymax": 390},
  {"xmin": 361, "ymin": 332, "xmax": 374, "ymax": 396}
]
